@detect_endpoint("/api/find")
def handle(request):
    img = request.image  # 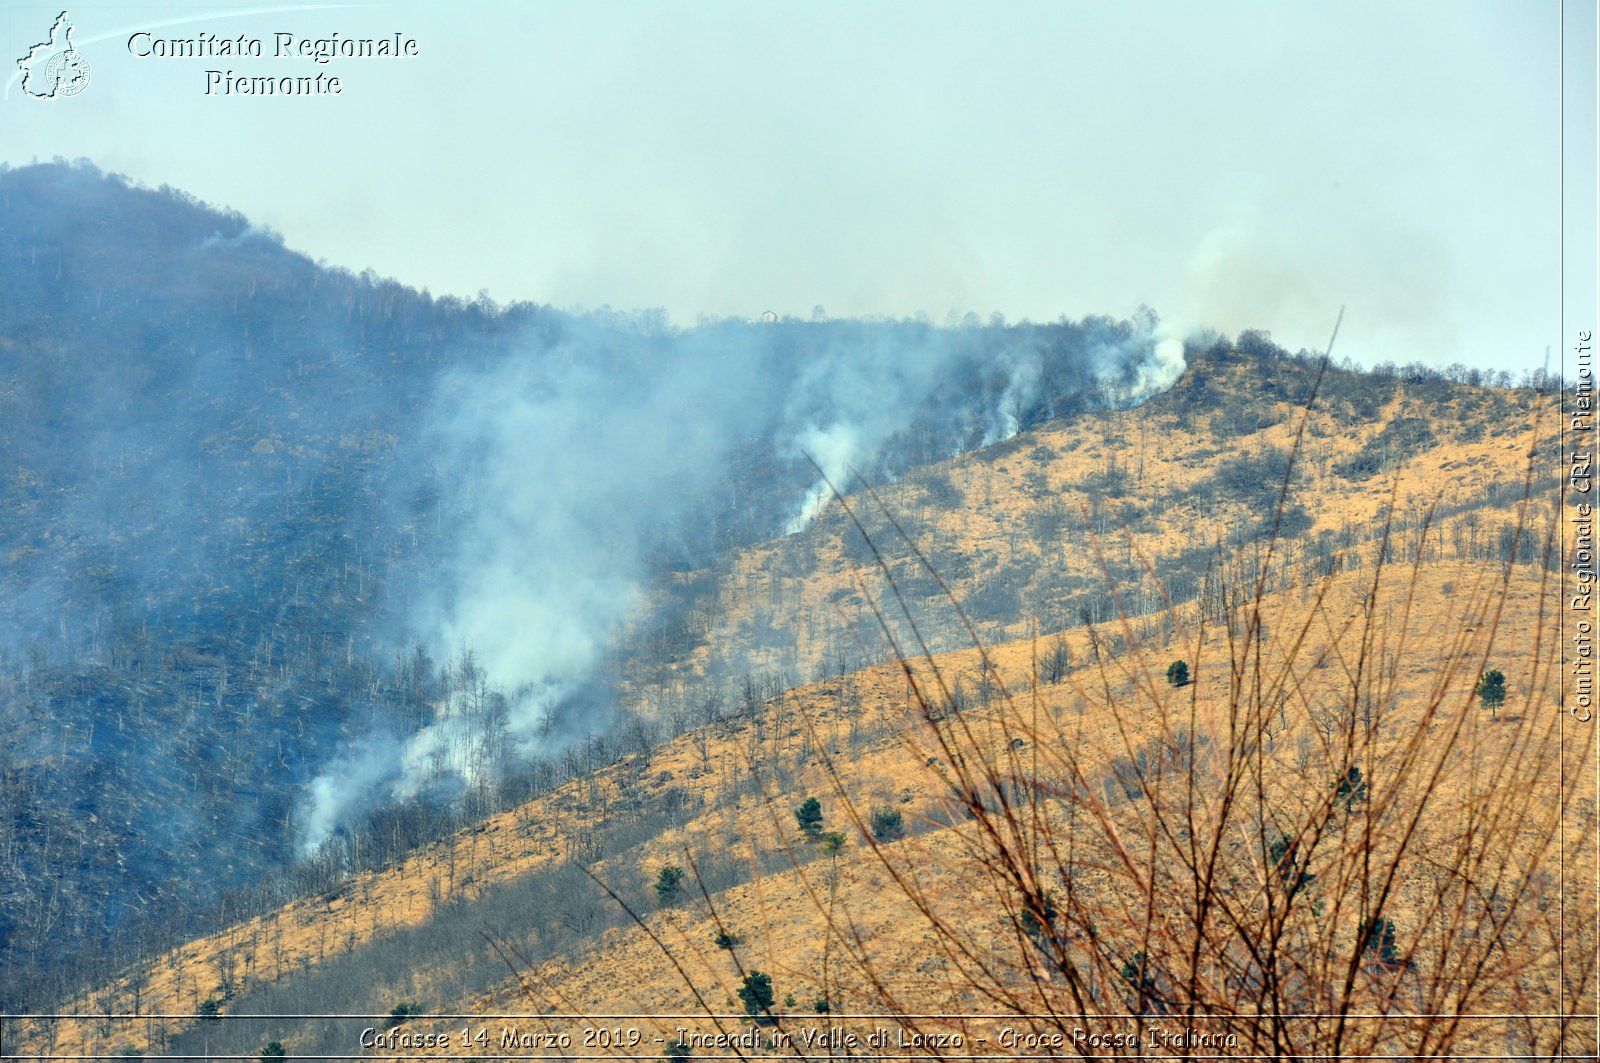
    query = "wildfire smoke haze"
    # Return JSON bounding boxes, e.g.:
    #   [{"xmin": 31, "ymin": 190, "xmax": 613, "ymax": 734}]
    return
[{"xmin": 299, "ymin": 309, "xmax": 1189, "ymax": 849}]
